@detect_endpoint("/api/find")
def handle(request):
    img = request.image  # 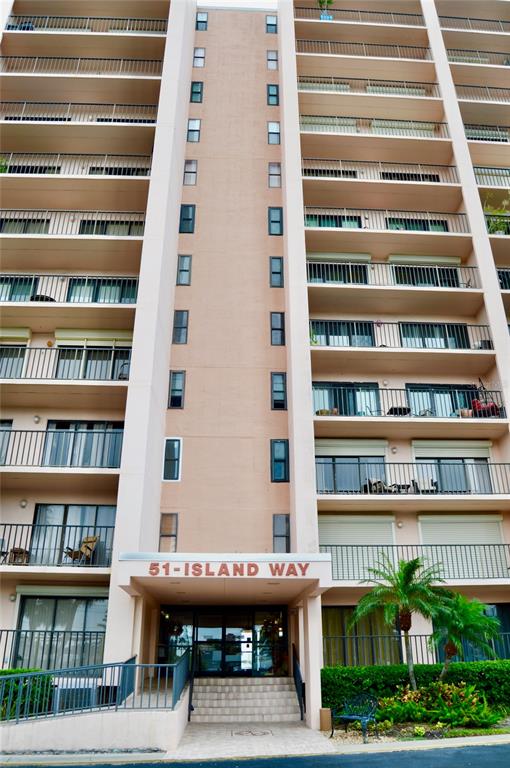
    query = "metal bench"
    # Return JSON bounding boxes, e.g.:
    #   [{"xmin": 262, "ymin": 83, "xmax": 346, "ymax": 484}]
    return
[{"xmin": 330, "ymin": 693, "xmax": 379, "ymax": 743}]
